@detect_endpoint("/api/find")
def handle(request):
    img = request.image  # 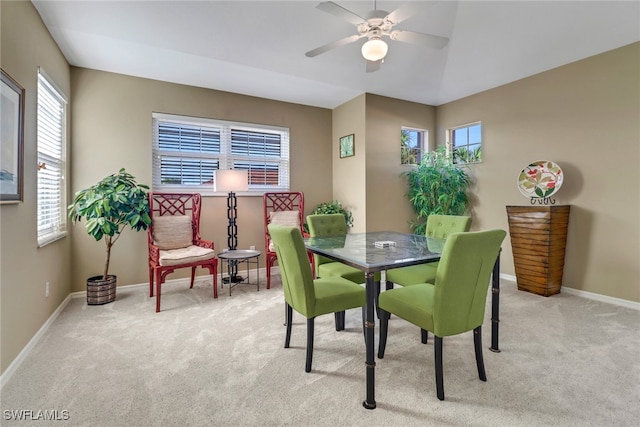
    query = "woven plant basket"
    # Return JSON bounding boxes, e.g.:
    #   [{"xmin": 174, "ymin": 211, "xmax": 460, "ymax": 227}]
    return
[{"xmin": 86, "ymin": 275, "xmax": 117, "ymax": 305}]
